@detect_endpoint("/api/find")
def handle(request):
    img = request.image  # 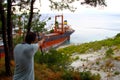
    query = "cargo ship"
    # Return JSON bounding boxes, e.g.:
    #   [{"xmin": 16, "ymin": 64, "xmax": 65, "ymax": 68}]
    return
[{"xmin": 41, "ymin": 15, "xmax": 75, "ymax": 51}]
